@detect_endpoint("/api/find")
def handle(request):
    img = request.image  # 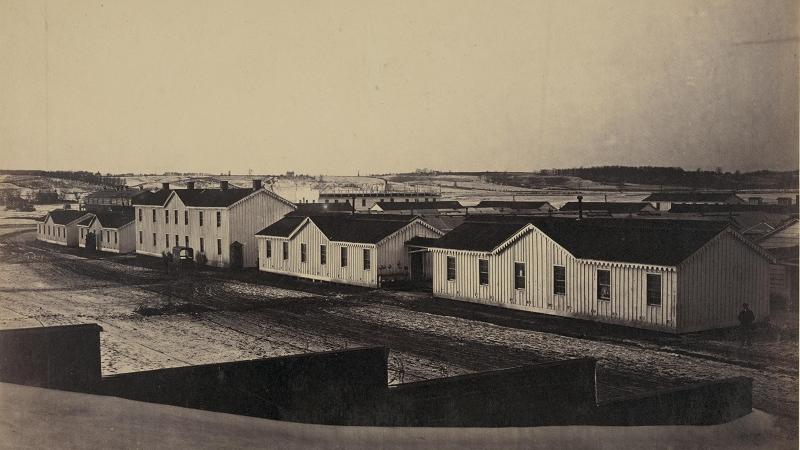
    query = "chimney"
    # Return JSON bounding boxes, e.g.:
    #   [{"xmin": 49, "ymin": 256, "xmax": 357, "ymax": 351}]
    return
[
  {"xmin": 252, "ymin": 179, "xmax": 262, "ymax": 190},
  {"xmin": 186, "ymin": 181, "xmax": 195, "ymax": 190},
  {"xmin": 161, "ymin": 182, "xmax": 170, "ymax": 191},
  {"xmin": 220, "ymin": 180, "xmax": 229, "ymax": 190},
  {"xmin": 577, "ymin": 195, "xmax": 583, "ymax": 220}
]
